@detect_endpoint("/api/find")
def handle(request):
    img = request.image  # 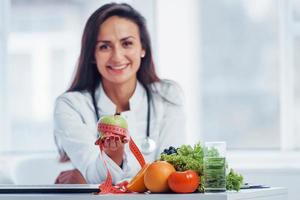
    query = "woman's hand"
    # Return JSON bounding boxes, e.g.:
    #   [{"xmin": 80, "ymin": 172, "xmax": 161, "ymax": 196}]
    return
[
  {"xmin": 55, "ymin": 169, "xmax": 87, "ymax": 184},
  {"xmin": 102, "ymin": 135, "xmax": 125, "ymax": 167}
]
